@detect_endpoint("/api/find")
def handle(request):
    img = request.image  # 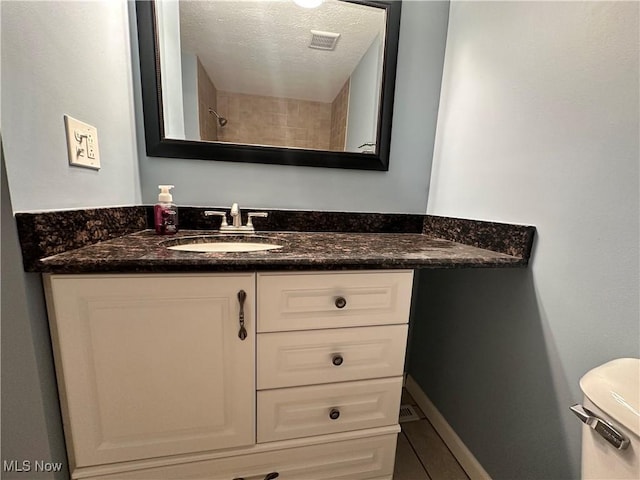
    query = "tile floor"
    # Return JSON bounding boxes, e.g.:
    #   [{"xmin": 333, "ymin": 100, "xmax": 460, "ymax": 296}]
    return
[{"xmin": 394, "ymin": 390, "xmax": 471, "ymax": 480}]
